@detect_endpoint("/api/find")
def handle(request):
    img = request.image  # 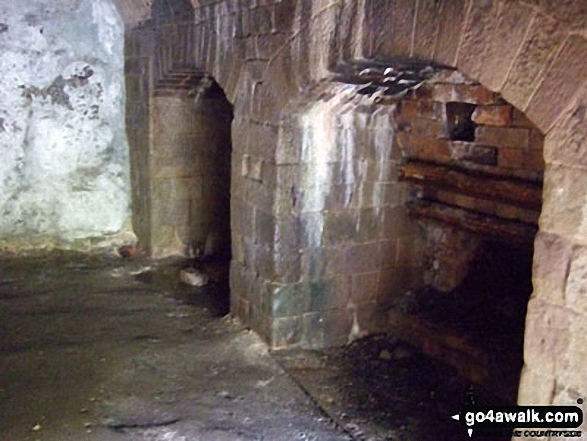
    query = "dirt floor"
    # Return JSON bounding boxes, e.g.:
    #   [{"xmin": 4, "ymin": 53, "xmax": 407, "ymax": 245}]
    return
[
  {"xmin": 0, "ymin": 252, "xmax": 348, "ymax": 441},
  {"xmin": 0, "ymin": 252, "xmax": 510, "ymax": 441}
]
